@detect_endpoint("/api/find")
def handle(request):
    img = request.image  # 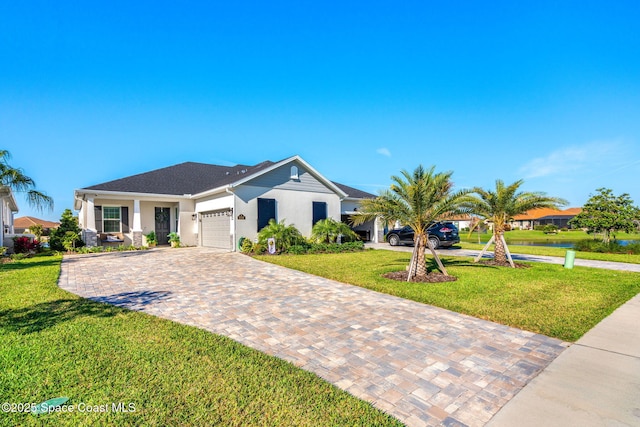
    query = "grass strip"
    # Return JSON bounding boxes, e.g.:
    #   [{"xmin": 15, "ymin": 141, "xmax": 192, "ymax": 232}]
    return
[{"xmin": 456, "ymin": 242, "xmax": 640, "ymax": 264}]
